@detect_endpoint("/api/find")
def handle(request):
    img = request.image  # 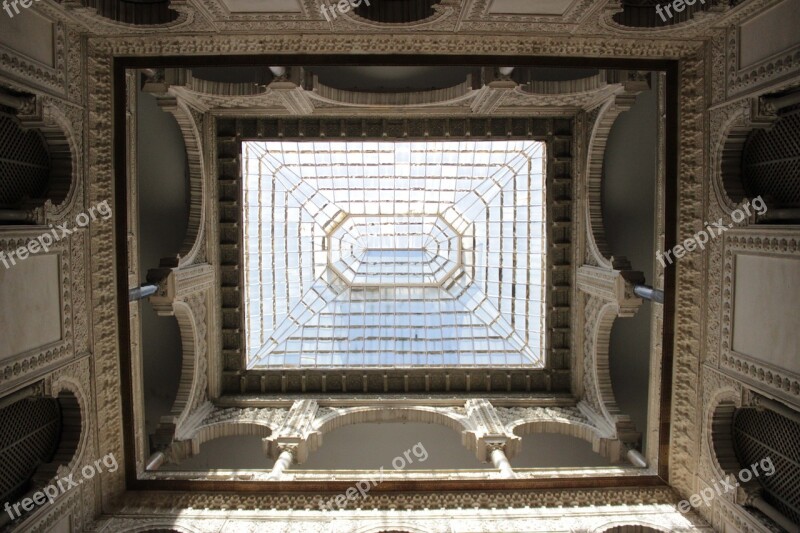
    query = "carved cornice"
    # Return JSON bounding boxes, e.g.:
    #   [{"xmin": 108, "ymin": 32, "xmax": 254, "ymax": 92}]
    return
[
  {"xmin": 668, "ymin": 47, "xmax": 706, "ymax": 497},
  {"xmin": 89, "ymin": 33, "xmax": 700, "ymax": 60}
]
